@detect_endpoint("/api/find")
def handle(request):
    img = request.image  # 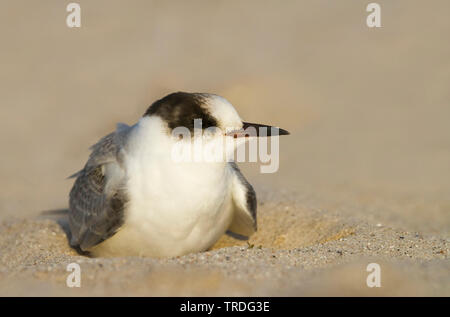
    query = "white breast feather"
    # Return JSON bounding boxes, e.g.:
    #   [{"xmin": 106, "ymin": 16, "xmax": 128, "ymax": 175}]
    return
[{"xmin": 91, "ymin": 116, "xmax": 236, "ymax": 257}]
